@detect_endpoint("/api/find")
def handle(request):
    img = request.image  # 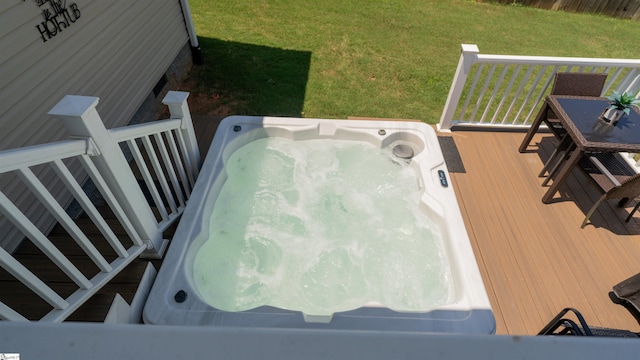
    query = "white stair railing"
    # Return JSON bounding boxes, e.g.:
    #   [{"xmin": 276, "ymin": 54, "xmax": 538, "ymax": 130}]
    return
[{"xmin": 0, "ymin": 91, "xmax": 200, "ymax": 321}]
